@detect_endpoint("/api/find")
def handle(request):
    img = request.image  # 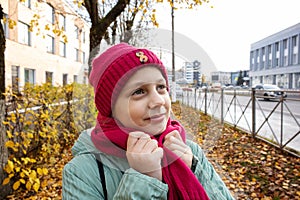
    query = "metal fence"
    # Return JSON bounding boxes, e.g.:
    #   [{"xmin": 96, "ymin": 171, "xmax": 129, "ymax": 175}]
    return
[{"xmin": 178, "ymin": 88, "xmax": 300, "ymax": 156}]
